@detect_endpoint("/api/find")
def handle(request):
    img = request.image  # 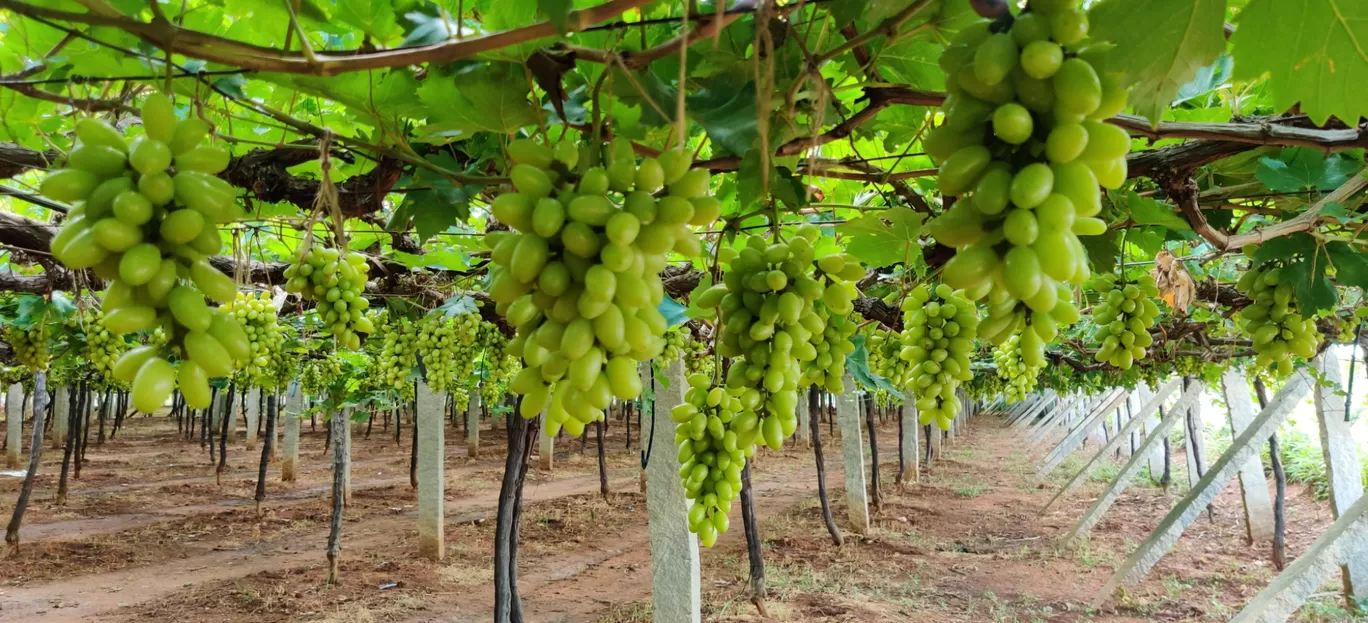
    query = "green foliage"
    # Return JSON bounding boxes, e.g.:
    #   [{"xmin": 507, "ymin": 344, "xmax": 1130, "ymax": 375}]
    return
[
  {"xmin": 1090, "ymin": 0, "xmax": 1227, "ymax": 123},
  {"xmin": 1232, "ymin": 0, "xmax": 1368, "ymax": 126}
]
